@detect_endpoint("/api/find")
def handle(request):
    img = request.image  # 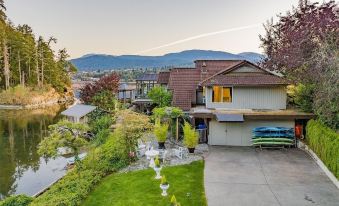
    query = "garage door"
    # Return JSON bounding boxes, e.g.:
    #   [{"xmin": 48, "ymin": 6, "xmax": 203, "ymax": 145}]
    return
[{"xmin": 209, "ymin": 120, "xmax": 294, "ymax": 146}]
